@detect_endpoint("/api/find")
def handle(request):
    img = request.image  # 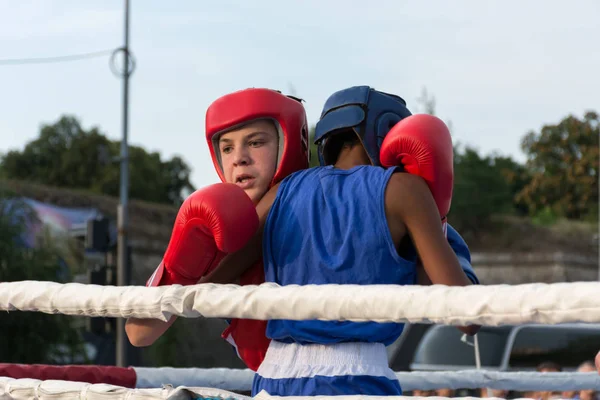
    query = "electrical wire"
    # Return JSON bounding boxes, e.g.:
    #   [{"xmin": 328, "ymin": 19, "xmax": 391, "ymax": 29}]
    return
[{"xmin": 0, "ymin": 49, "xmax": 114, "ymax": 66}]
